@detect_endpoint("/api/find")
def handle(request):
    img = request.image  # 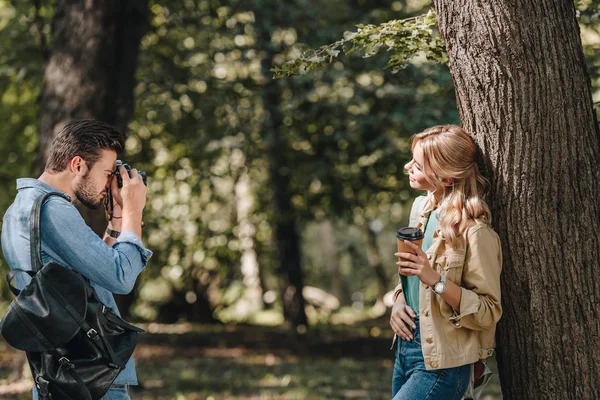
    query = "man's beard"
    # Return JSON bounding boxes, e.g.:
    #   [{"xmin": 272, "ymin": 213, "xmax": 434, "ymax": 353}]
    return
[{"xmin": 74, "ymin": 174, "xmax": 103, "ymax": 209}]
